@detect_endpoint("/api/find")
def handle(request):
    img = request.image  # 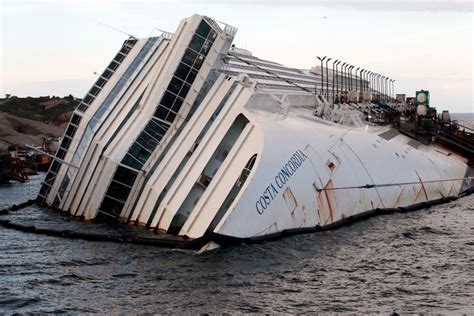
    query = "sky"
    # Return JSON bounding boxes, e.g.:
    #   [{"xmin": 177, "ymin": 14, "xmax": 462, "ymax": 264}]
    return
[{"xmin": 0, "ymin": 0, "xmax": 473, "ymax": 112}]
